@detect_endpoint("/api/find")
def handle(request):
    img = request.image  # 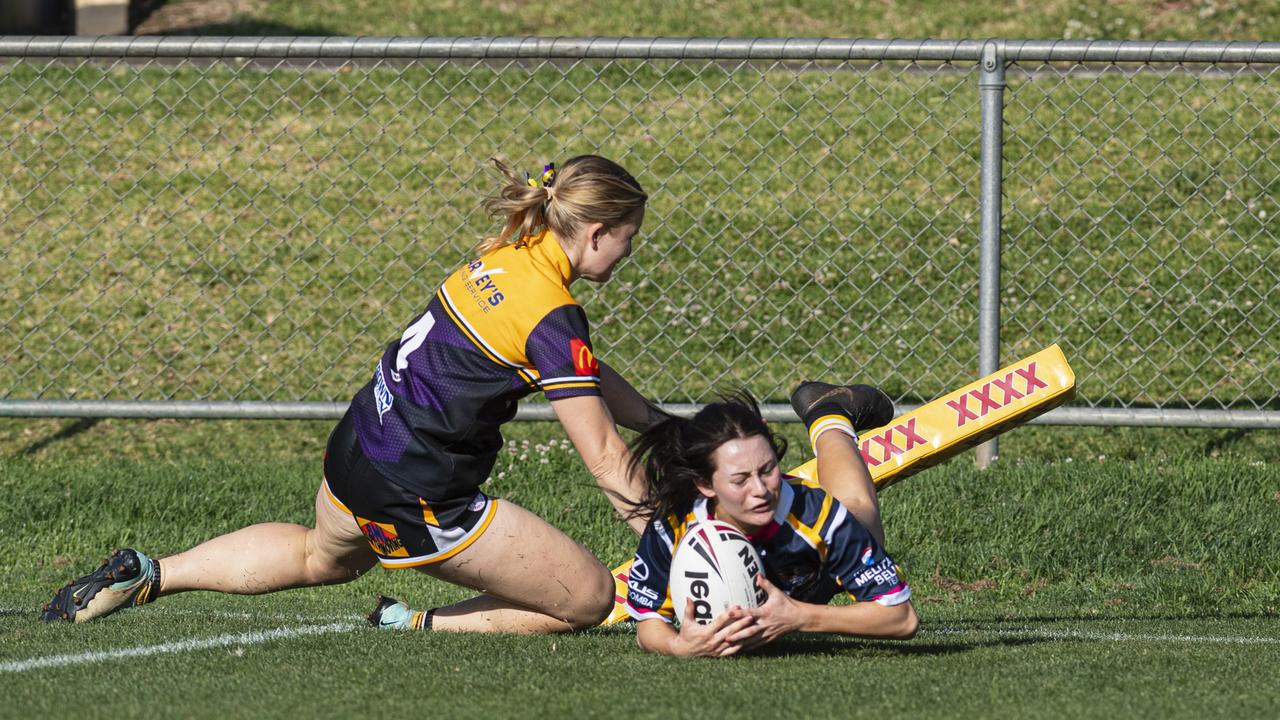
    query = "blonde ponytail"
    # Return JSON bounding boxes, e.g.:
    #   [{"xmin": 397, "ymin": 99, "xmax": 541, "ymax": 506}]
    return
[{"xmin": 476, "ymin": 155, "xmax": 647, "ymax": 256}]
